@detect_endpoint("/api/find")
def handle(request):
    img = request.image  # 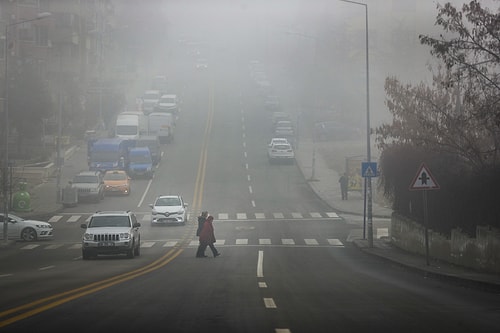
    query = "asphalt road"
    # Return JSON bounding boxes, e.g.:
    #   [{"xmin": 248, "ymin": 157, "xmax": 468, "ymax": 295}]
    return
[{"xmin": 0, "ymin": 45, "xmax": 499, "ymax": 333}]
